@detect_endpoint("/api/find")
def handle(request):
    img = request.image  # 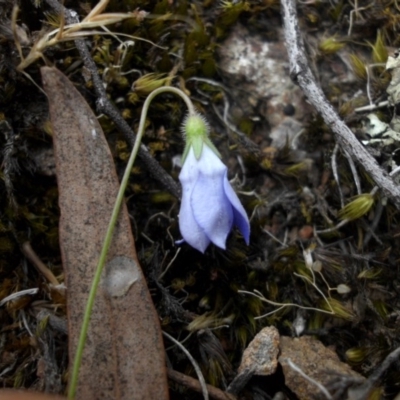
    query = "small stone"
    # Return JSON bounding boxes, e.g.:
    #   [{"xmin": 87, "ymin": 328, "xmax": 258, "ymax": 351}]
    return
[
  {"xmin": 218, "ymin": 25, "xmax": 310, "ymax": 130},
  {"xmin": 238, "ymin": 326, "xmax": 280, "ymax": 376},
  {"xmin": 279, "ymin": 336, "xmax": 365, "ymax": 400}
]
